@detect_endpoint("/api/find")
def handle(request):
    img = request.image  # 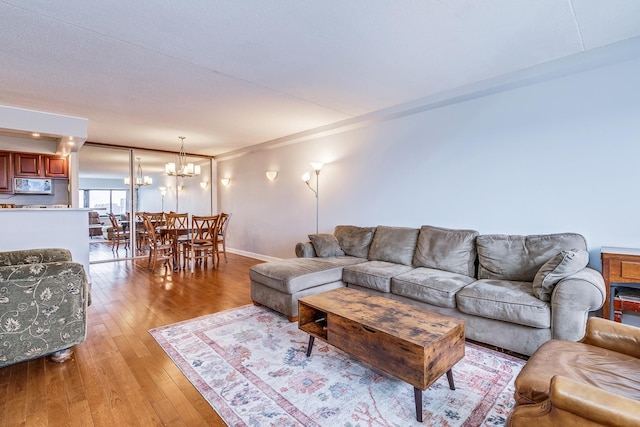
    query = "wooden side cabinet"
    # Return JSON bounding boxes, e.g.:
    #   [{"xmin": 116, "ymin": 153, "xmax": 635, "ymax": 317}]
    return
[
  {"xmin": 600, "ymin": 247, "xmax": 640, "ymax": 320},
  {"xmin": 0, "ymin": 152, "xmax": 12, "ymax": 193},
  {"xmin": 13, "ymin": 153, "xmax": 43, "ymax": 177},
  {"xmin": 44, "ymin": 156, "xmax": 68, "ymax": 178}
]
